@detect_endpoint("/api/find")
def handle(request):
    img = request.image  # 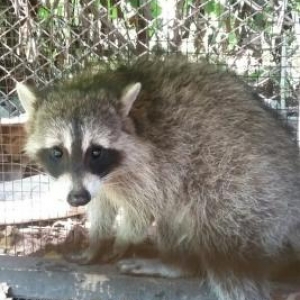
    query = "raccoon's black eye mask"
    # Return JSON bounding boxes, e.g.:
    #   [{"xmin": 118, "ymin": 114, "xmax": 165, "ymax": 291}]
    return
[
  {"xmin": 37, "ymin": 146, "xmax": 67, "ymax": 178},
  {"xmin": 37, "ymin": 144, "xmax": 122, "ymax": 179},
  {"xmin": 85, "ymin": 145, "xmax": 122, "ymax": 177}
]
